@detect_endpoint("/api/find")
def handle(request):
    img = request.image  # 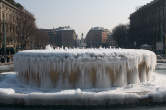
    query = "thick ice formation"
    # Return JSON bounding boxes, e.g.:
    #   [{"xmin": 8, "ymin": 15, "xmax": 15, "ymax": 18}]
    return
[
  {"xmin": 0, "ymin": 72, "xmax": 166, "ymax": 106},
  {"xmin": 14, "ymin": 48, "xmax": 156, "ymax": 89}
]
